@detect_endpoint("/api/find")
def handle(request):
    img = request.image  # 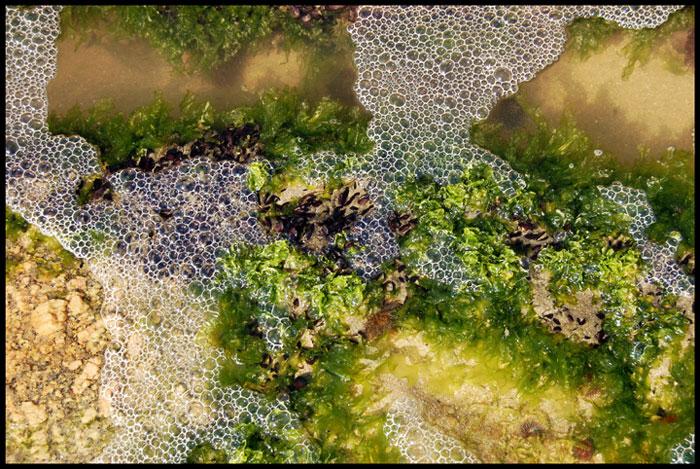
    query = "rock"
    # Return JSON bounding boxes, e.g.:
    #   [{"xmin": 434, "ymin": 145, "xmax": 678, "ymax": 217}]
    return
[
  {"xmin": 65, "ymin": 360, "xmax": 83, "ymax": 371},
  {"xmin": 530, "ymin": 268, "xmax": 604, "ymax": 346},
  {"xmin": 31, "ymin": 299, "xmax": 67, "ymax": 336},
  {"xmin": 66, "ymin": 276, "xmax": 88, "ymax": 292},
  {"xmin": 98, "ymin": 396, "xmax": 112, "ymax": 418},
  {"xmin": 82, "ymin": 360, "xmax": 101, "ymax": 380},
  {"xmin": 21, "ymin": 401, "xmax": 47, "ymax": 426},
  {"xmin": 72, "ymin": 360, "xmax": 101, "ymax": 396},
  {"xmin": 81, "ymin": 407, "xmax": 98, "ymax": 424},
  {"xmin": 67, "ymin": 293, "xmax": 89, "ymax": 316},
  {"xmin": 6, "ymin": 229, "xmax": 112, "ymax": 462}
]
